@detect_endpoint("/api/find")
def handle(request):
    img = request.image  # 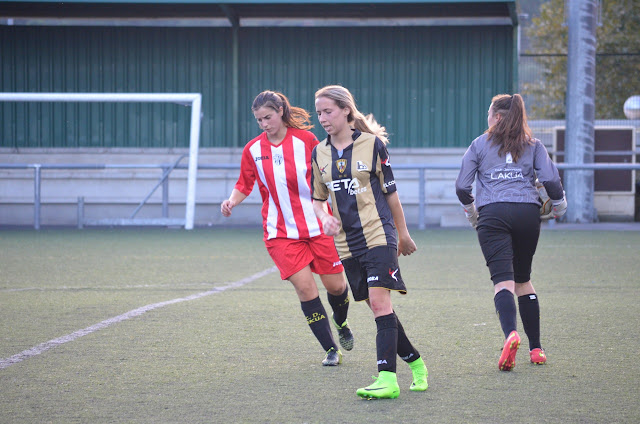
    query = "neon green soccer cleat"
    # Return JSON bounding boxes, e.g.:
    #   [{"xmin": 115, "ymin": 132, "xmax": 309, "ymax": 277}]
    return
[
  {"xmin": 356, "ymin": 371, "xmax": 400, "ymax": 399},
  {"xmin": 322, "ymin": 347, "xmax": 342, "ymax": 366},
  {"xmin": 331, "ymin": 313, "xmax": 354, "ymax": 351},
  {"xmin": 408, "ymin": 357, "xmax": 429, "ymax": 391}
]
